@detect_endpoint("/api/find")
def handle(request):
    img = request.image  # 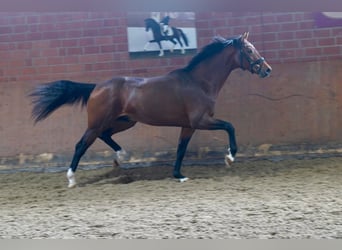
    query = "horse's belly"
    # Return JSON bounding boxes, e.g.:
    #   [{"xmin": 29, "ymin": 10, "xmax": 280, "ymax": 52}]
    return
[{"xmin": 126, "ymin": 101, "xmax": 190, "ymax": 127}]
